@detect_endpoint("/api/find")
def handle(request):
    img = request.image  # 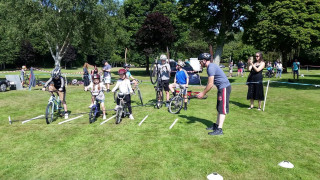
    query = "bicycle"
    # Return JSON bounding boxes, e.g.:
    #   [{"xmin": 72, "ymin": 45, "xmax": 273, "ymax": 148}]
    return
[
  {"xmin": 88, "ymin": 90, "xmax": 104, "ymax": 124},
  {"xmin": 149, "ymin": 60, "xmax": 164, "ymax": 108},
  {"xmin": 113, "ymin": 79, "xmax": 143, "ymax": 105},
  {"xmin": 154, "ymin": 81, "xmax": 164, "ymax": 109},
  {"xmin": 45, "ymin": 93, "xmax": 63, "ymax": 124},
  {"xmin": 115, "ymin": 93, "xmax": 130, "ymax": 124},
  {"xmin": 168, "ymin": 87, "xmax": 189, "ymax": 114}
]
